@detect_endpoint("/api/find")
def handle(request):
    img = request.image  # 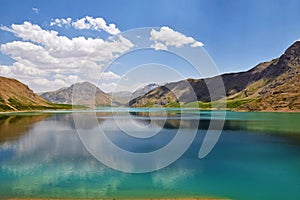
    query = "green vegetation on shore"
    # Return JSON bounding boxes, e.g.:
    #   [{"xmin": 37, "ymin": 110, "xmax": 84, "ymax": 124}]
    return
[
  {"xmin": 0, "ymin": 97, "xmax": 85, "ymax": 112},
  {"xmin": 0, "ymin": 76, "xmax": 88, "ymax": 112},
  {"xmin": 131, "ymin": 98, "xmax": 257, "ymax": 110}
]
